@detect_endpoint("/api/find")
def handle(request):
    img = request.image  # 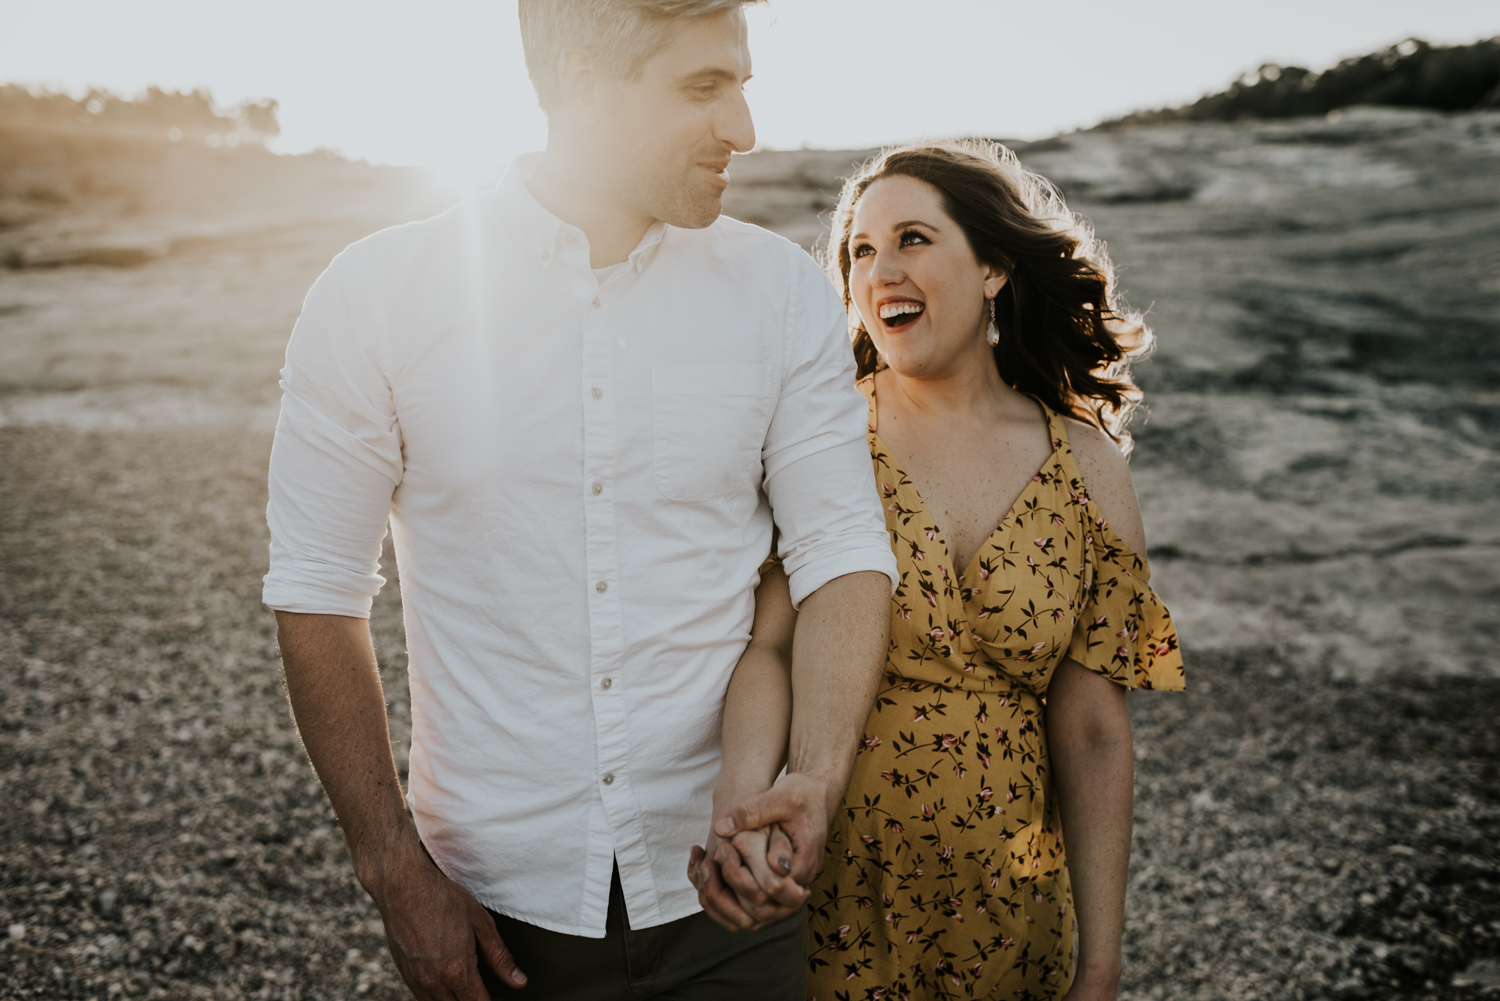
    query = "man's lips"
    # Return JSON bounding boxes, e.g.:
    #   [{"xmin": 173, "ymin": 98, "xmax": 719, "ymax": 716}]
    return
[{"xmin": 701, "ymin": 162, "xmax": 731, "ymax": 187}]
